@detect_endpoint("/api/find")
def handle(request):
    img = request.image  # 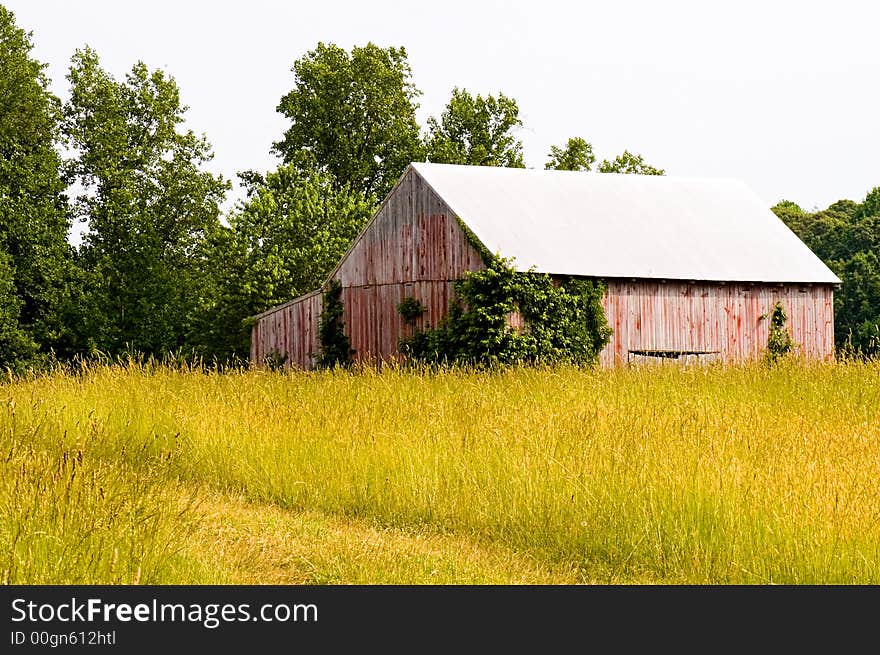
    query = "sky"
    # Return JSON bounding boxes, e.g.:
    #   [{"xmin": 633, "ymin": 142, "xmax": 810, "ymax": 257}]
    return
[{"xmin": 8, "ymin": 0, "xmax": 880, "ymax": 217}]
